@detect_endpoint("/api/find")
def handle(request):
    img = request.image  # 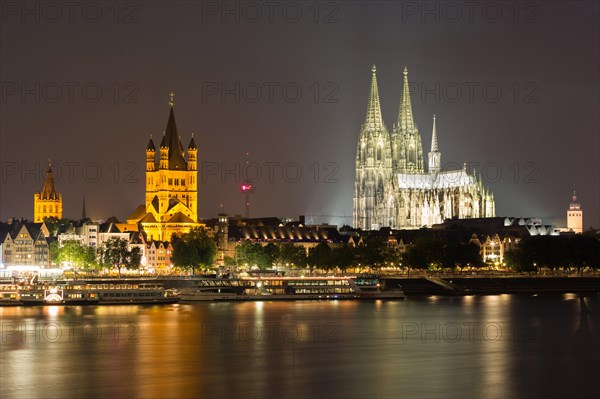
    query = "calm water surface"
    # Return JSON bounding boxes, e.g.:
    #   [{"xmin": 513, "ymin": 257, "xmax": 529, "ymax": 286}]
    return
[{"xmin": 1, "ymin": 295, "xmax": 599, "ymax": 399}]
